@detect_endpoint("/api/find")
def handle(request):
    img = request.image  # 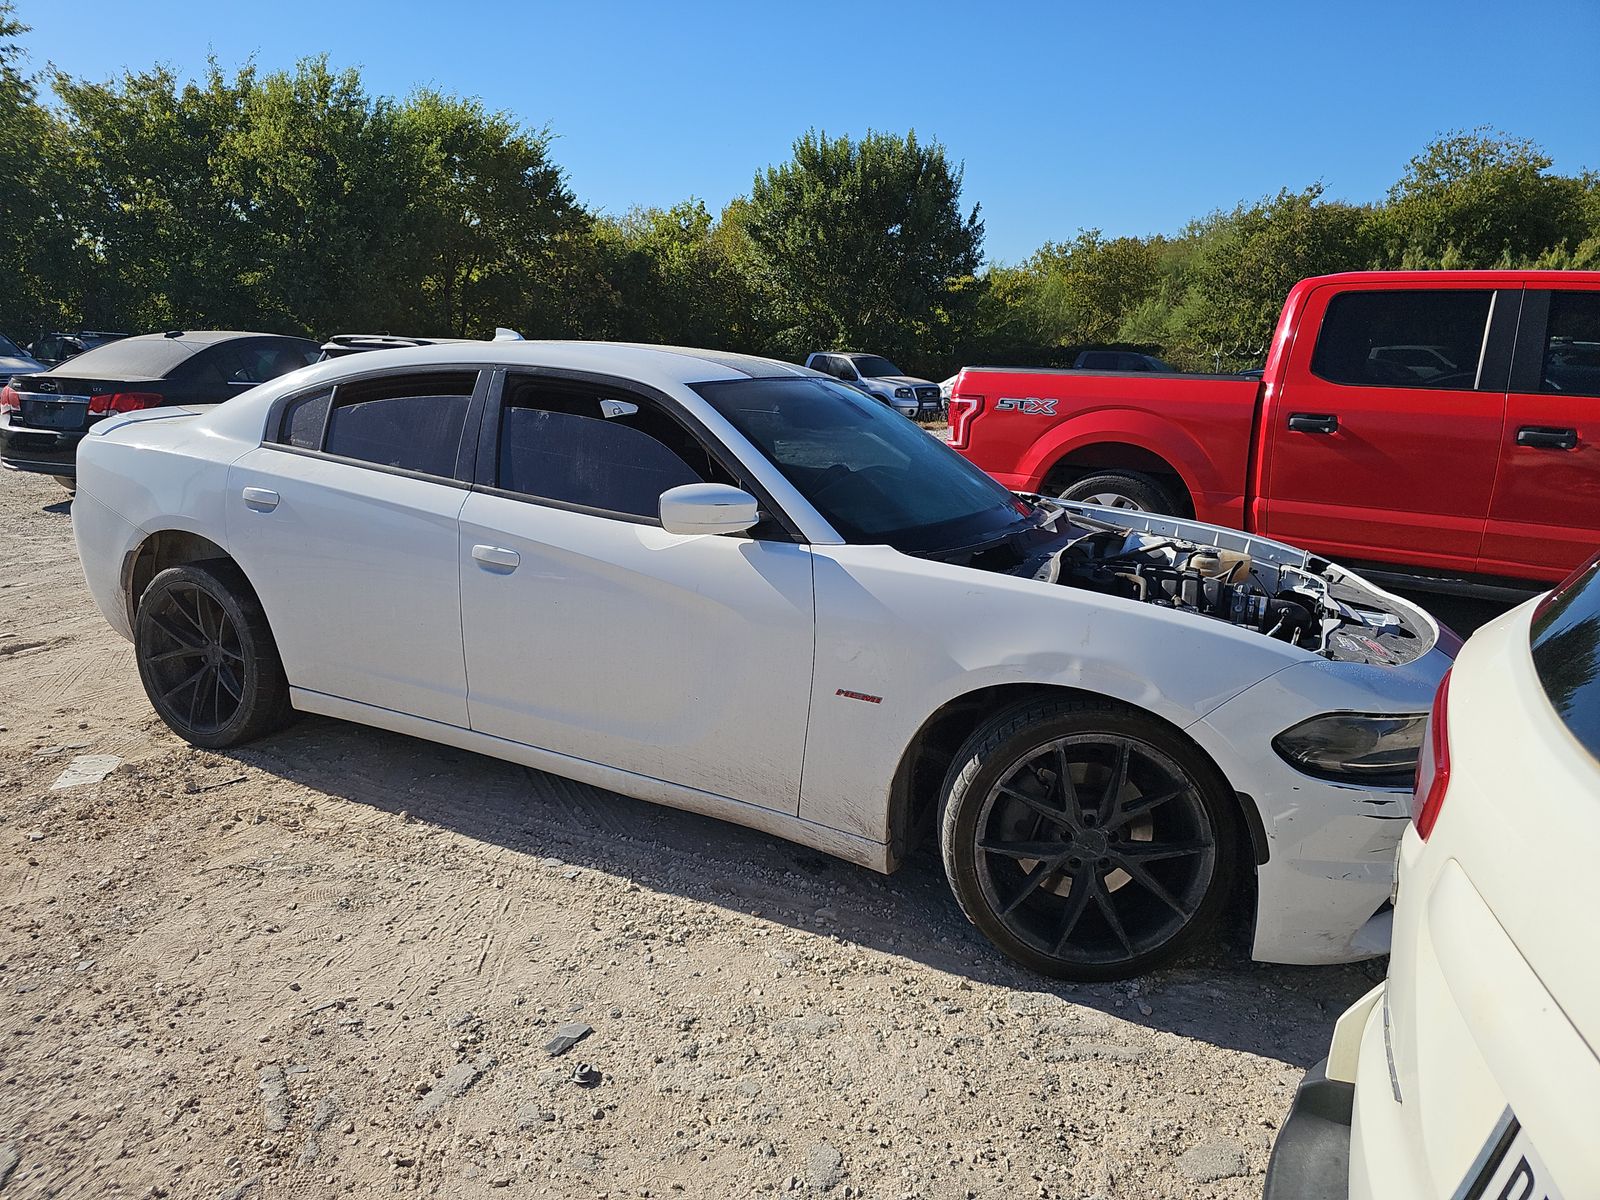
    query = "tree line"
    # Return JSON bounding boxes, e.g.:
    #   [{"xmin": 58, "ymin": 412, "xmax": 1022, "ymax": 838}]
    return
[{"xmin": 3, "ymin": 4, "xmax": 1596, "ymax": 377}]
